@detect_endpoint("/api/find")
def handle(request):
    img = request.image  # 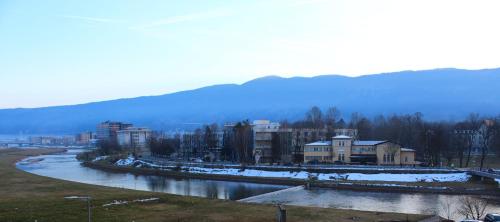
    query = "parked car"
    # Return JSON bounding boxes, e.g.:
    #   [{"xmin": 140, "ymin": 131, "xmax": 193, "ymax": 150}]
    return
[{"xmin": 484, "ymin": 214, "xmax": 500, "ymax": 222}]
